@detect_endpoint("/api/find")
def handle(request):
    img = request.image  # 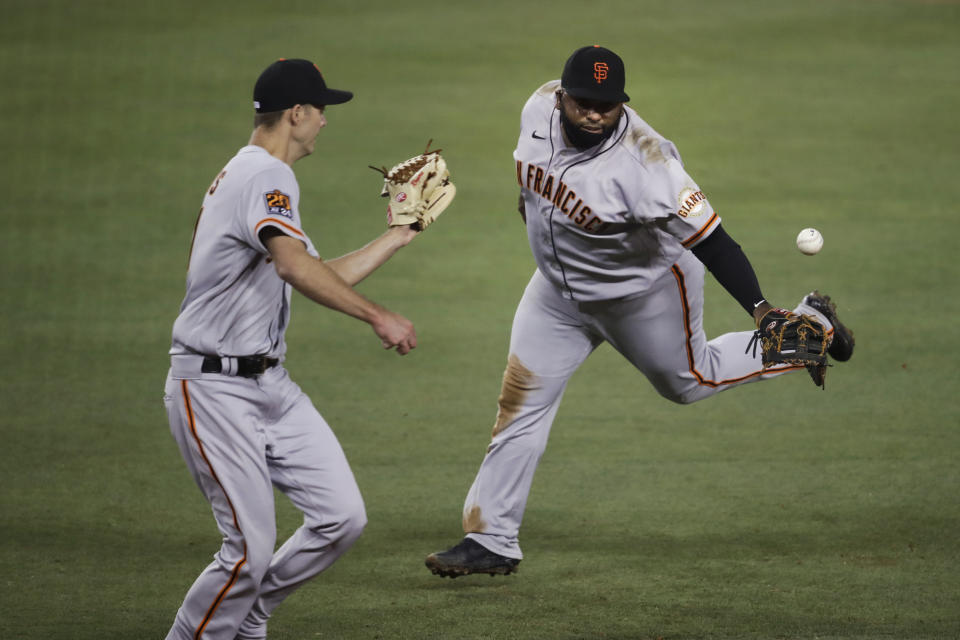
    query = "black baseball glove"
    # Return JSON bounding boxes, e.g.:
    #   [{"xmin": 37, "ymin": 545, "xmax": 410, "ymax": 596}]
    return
[{"xmin": 750, "ymin": 308, "xmax": 829, "ymax": 388}]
